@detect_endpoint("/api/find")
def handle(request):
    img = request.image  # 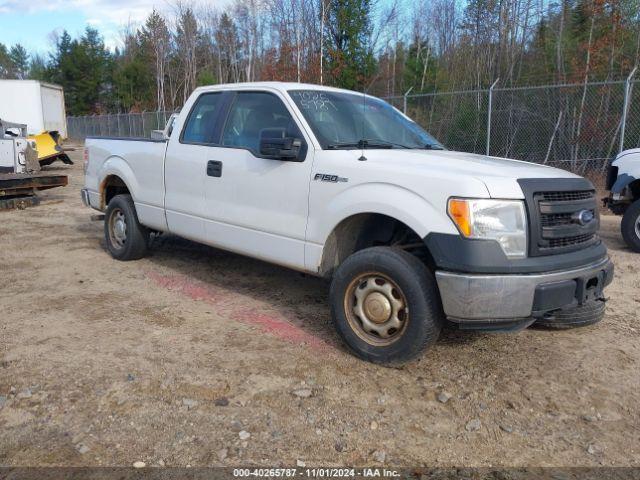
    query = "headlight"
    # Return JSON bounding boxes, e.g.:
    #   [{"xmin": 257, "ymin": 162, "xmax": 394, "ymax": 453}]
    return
[{"xmin": 447, "ymin": 198, "xmax": 528, "ymax": 258}]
